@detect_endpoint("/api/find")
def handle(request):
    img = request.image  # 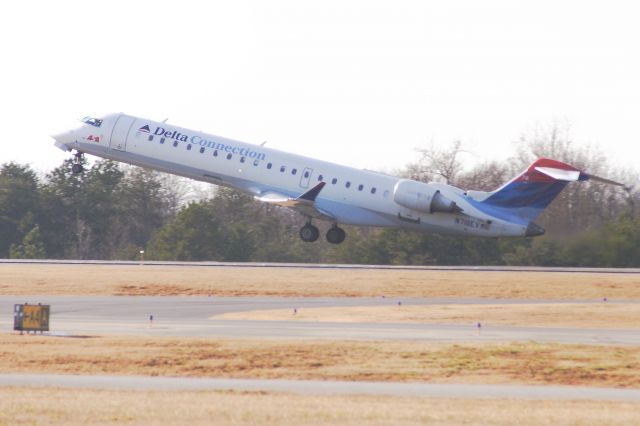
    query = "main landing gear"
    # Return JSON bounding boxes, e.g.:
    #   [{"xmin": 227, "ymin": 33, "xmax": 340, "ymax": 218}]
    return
[
  {"xmin": 71, "ymin": 151, "xmax": 84, "ymax": 174},
  {"xmin": 299, "ymin": 221, "xmax": 346, "ymax": 244},
  {"xmin": 326, "ymin": 225, "xmax": 346, "ymax": 244},
  {"xmin": 299, "ymin": 221, "xmax": 320, "ymax": 243}
]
